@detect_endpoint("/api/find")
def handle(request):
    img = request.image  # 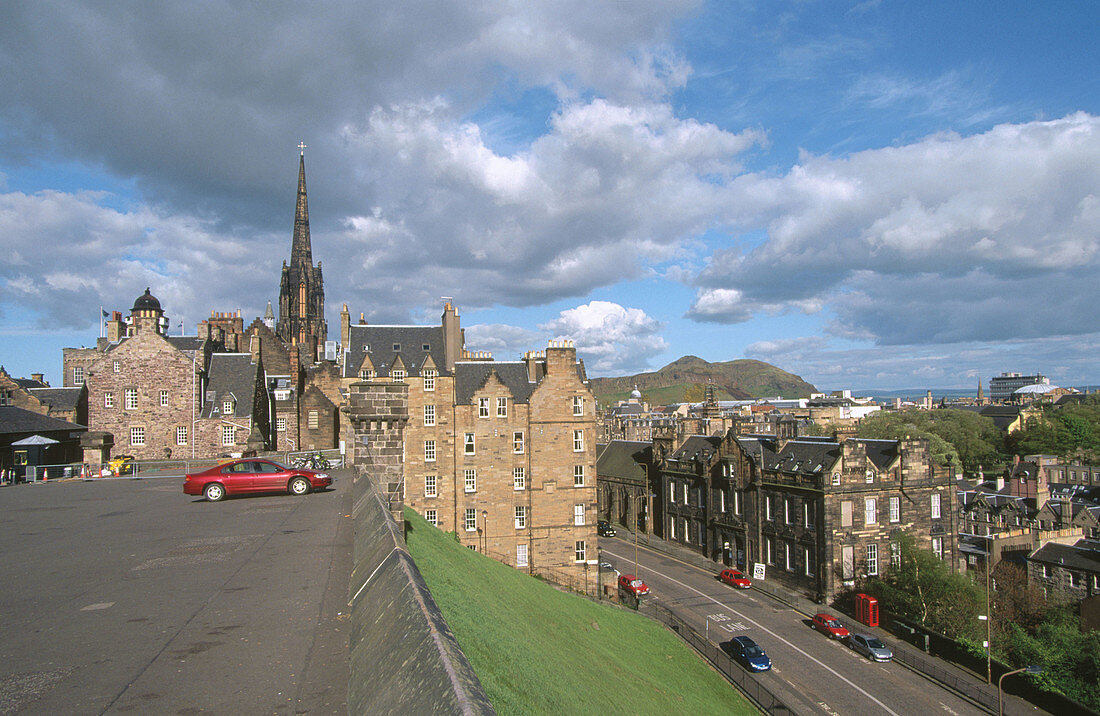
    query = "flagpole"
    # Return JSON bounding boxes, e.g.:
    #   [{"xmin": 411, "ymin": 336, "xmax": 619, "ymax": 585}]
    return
[{"xmin": 100, "ymin": 307, "xmax": 105, "ymax": 338}]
